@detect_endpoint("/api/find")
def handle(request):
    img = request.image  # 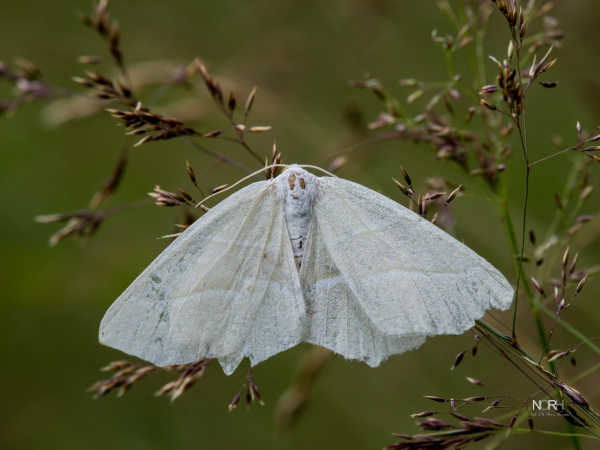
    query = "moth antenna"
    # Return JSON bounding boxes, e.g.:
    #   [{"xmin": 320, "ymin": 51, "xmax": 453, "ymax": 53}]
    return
[
  {"xmin": 194, "ymin": 163, "xmax": 338, "ymax": 209},
  {"xmin": 194, "ymin": 163, "xmax": 290, "ymax": 208},
  {"xmin": 157, "ymin": 232, "xmax": 183, "ymax": 239},
  {"xmin": 298, "ymin": 164, "xmax": 338, "ymax": 178}
]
